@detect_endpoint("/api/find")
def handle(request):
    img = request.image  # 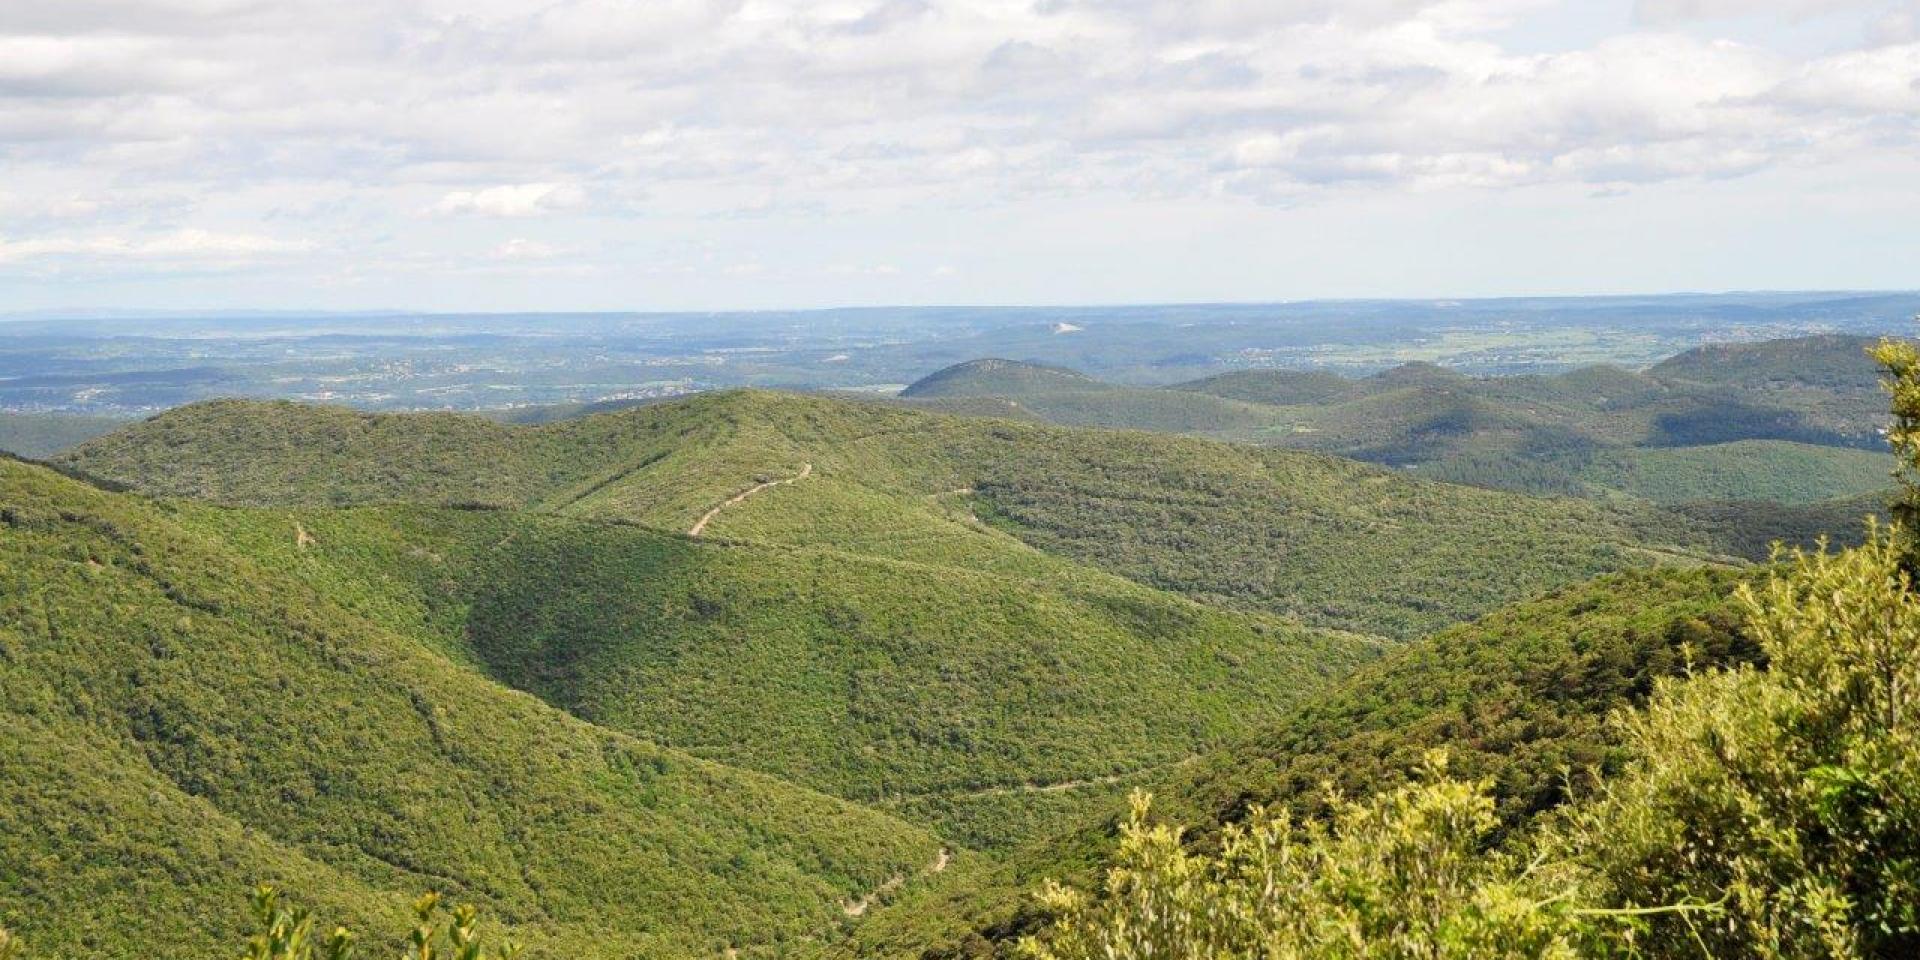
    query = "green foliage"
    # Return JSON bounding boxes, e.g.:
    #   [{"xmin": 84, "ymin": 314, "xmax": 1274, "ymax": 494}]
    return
[
  {"xmin": 971, "ymin": 440, "xmax": 1725, "ymax": 639},
  {"xmin": 1024, "ymin": 765, "xmax": 1580, "ymax": 960},
  {"xmin": 1872, "ymin": 337, "xmax": 1920, "ymax": 536},
  {"xmin": 242, "ymin": 886, "xmax": 358, "ymax": 960},
  {"xmin": 0, "ymin": 458, "xmax": 938, "ymax": 959},
  {"xmin": 1551, "ymin": 530, "xmax": 1920, "ymax": 957},
  {"xmin": 29, "ymin": 379, "xmax": 1899, "ymax": 958},
  {"xmin": 1674, "ymin": 491, "xmax": 1886, "ymax": 559},
  {"xmin": 0, "ymin": 412, "xmax": 126, "ymax": 458},
  {"xmin": 1652, "ymin": 334, "xmax": 1887, "ymax": 392},
  {"xmin": 67, "ymin": 393, "xmax": 1728, "ymax": 638},
  {"xmin": 904, "ymin": 338, "xmax": 1891, "ymax": 525},
  {"xmin": 1156, "ymin": 568, "xmax": 1756, "ymax": 837},
  {"xmin": 1026, "ymin": 530, "xmax": 1920, "ymax": 960},
  {"xmin": 900, "ymin": 359, "xmax": 1108, "ymax": 399},
  {"xmin": 2, "ymin": 888, "xmax": 524, "ymax": 960},
  {"xmin": 178, "ymin": 497, "xmax": 1372, "ymax": 852},
  {"xmin": 830, "ymin": 567, "xmax": 1757, "ymax": 959},
  {"xmin": 1171, "ymin": 367, "xmax": 1354, "ymax": 405},
  {"xmin": 1567, "ymin": 442, "xmax": 1892, "ymax": 506}
]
